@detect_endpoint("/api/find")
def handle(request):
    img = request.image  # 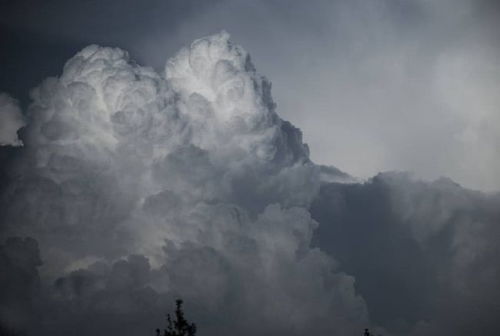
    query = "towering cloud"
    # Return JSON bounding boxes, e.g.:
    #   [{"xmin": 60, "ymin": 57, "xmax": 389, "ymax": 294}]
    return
[{"xmin": 0, "ymin": 33, "xmax": 366, "ymax": 336}]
